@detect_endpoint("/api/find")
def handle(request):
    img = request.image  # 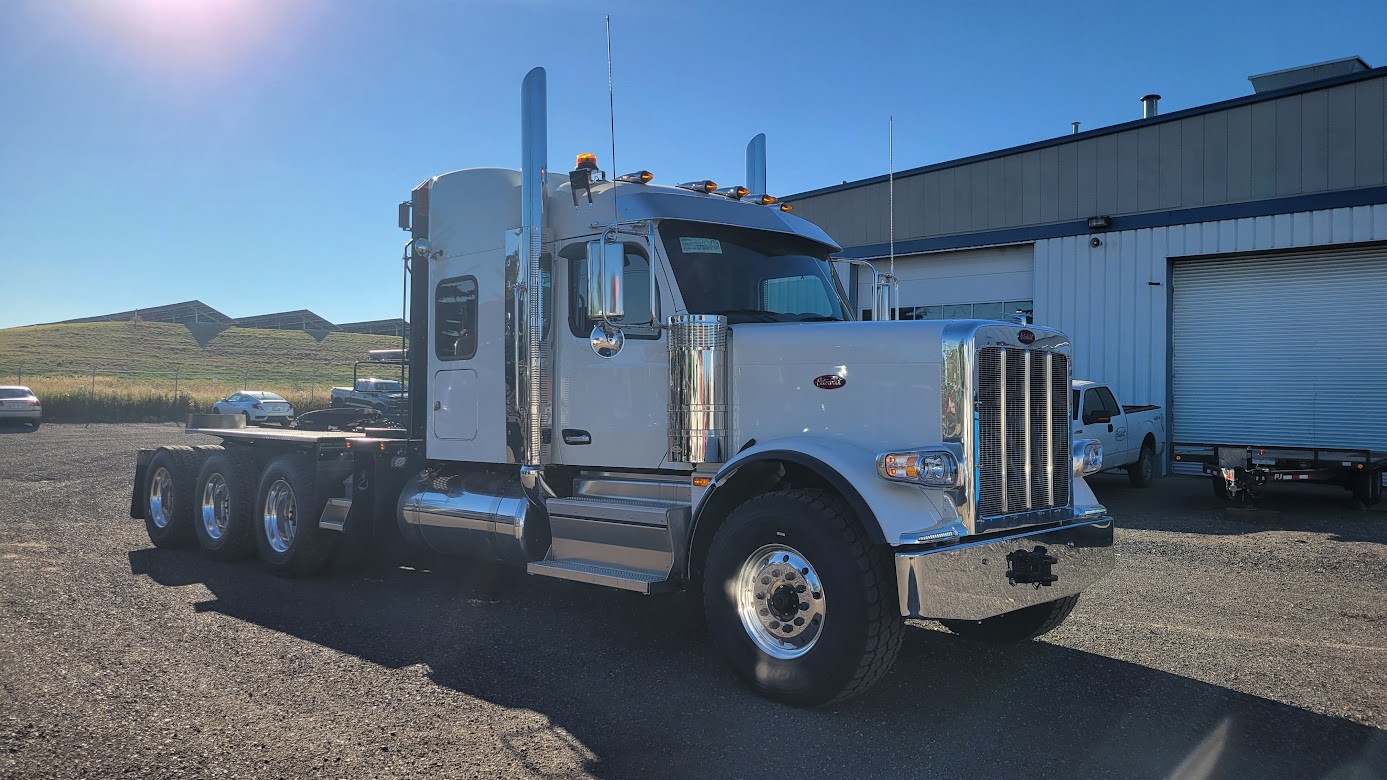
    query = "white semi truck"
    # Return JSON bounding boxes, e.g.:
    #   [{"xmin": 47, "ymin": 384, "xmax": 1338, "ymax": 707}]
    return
[{"xmin": 130, "ymin": 68, "xmax": 1114, "ymax": 705}]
